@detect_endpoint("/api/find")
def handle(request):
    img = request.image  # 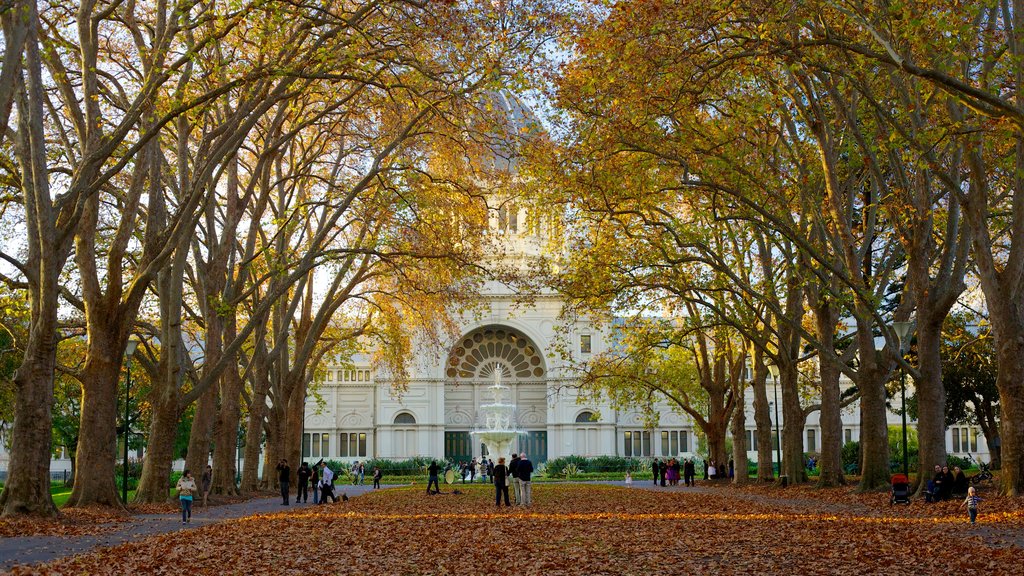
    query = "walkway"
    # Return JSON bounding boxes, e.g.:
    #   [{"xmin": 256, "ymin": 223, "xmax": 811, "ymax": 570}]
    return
[{"xmin": 0, "ymin": 483, "xmax": 390, "ymax": 571}]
